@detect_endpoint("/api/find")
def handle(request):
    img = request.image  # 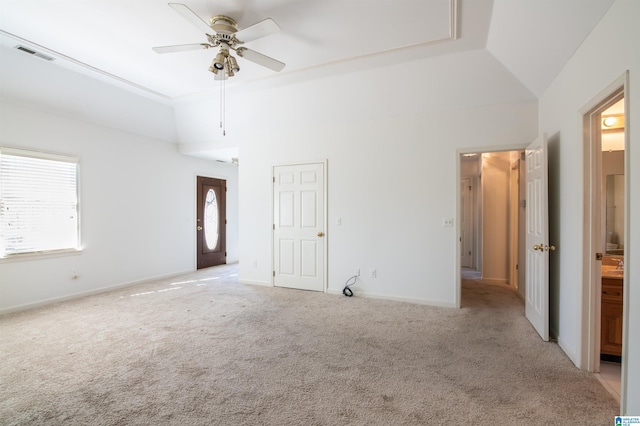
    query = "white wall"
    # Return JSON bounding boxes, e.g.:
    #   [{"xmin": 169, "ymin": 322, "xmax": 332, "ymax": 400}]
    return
[
  {"xmin": 0, "ymin": 45, "xmax": 177, "ymax": 144},
  {"xmin": 538, "ymin": 0, "xmax": 639, "ymax": 413},
  {"xmin": 481, "ymin": 152, "xmax": 510, "ymax": 283},
  {"xmin": 0, "ymin": 102, "xmax": 239, "ymax": 313},
  {"xmin": 237, "ymin": 101, "xmax": 536, "ymax": 306},
  {"xmin": 196, "ymin": 47, "xmax": 539, "ymax": 307}
]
